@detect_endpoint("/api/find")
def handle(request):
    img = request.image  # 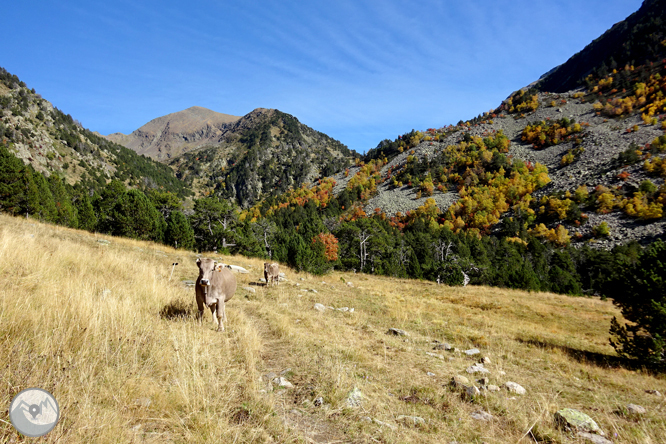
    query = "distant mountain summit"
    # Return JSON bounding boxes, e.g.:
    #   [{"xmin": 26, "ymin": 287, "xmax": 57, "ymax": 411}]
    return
[{"xmin": 106, "ymin": 106, "xmax": 241, "ymax": 160}]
